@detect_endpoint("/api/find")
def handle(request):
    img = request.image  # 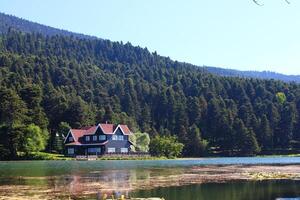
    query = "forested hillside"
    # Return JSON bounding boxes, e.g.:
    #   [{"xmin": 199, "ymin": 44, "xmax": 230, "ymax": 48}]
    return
[
  {"xmin": 205, "ymin": 66, "xmax": 300, "ymax": 83},
  {"xmin": 1, "ymin": 29, "xmax": 300, "ymax": 159},
  {"xmin": 0, "ymin": 12, "xmax": 94, "ymax": 39}
]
